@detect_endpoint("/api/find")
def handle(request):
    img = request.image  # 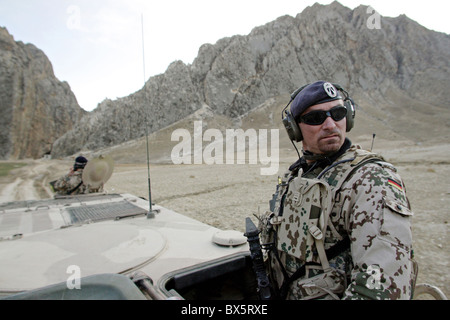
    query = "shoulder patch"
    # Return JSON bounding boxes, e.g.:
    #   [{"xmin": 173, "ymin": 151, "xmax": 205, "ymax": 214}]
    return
[{"xmin": 387, "ymin": 178, "xmax": 403, "ymax": 192}]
